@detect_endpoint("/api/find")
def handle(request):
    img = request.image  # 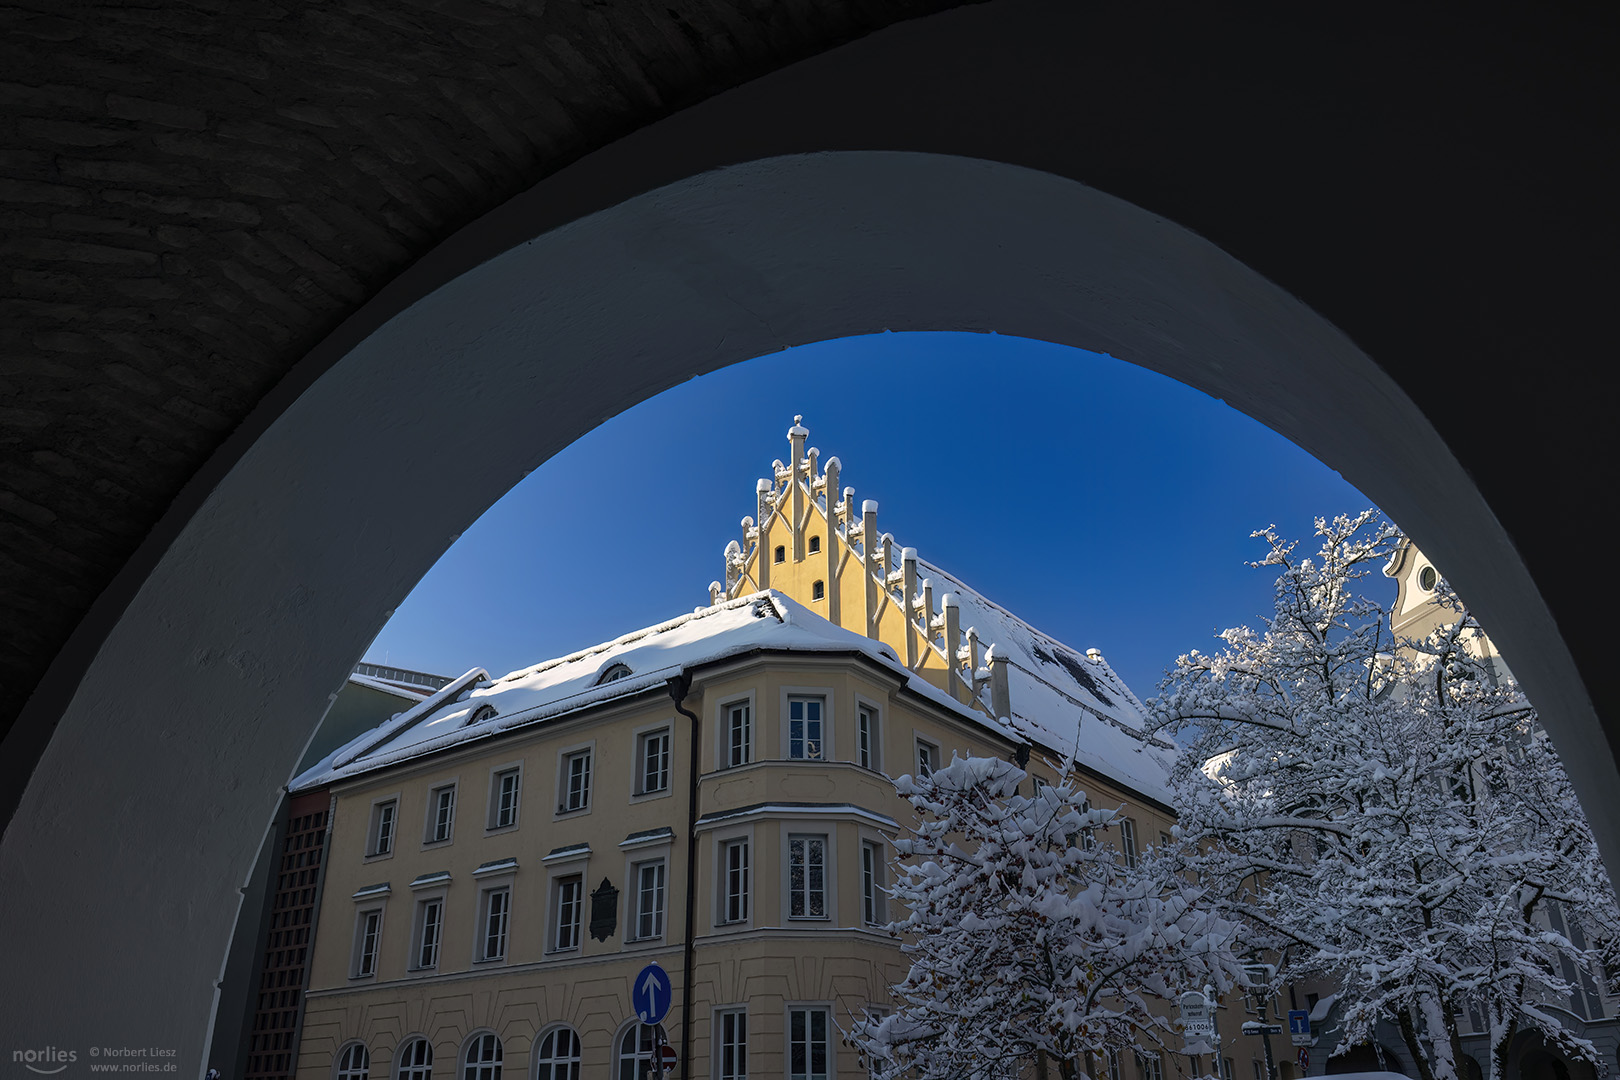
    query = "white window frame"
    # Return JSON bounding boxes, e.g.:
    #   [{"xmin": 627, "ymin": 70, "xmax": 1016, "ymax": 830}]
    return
[
  {"xmin": 630, "ymin": 857, "xmax": 668, "ymax": 942},
  {"xmin": 1120, "ymin": 817, "xmax": 1138, "ymax": 868},
  {"xmin": 1138, "ymin": 1051, "xmax": 1165, "ymax": 1080},
  {"xmin": 549, "ymin": 872, "xmax": 585, "ymax": 953},
  {"xmin": 784, "ymin": 829, "xmax": 832, "ymax": 921},
  {"xmin": 556, "ymin": 741, "xmax": 594, "ymax": 816},
  {"xmin": 1107, "ymin": 1050, "xmax": 1122, "ymax": 1080},
  {"xmin": 475, "ymin": 883, "xmax": 511, "ymax": 963},
  {"xmin": 460, "ymin": 1031, "xmax": 502, "ymax": 1080},
  {"xmin": 425, "ymin": 780, "xmax": 458, "ymax": 845},
  {"xmin": 854, "ymin": 695, "xmax": 882, "ymax": 772},
  {"xmin": 351, "ymin": 906, "xmax": 384, "ymax": 979},
  {"xmin": 713, "ymin": 1007, "xmax": 747, "ymax": 1080},
  {"xmin": 335, "ymin": 1042, "xmax": 370, "ymax": 1080},
  {"xmin": 714, "ymin": 826, "xmax": 753, "ymax": 928},
  {"xmin": 785, "ymin": 1004, "xmax": 833, "ymax": 1080},
  {"xmin": 860, "ymin": 838, "xmax": 886, "ymax": 927},
  {"xmin": 409, "ymin": 893, "xmax": 445, "ymax": 972},
  {"xmin": 615, "ymin": 1023, "xmax": 658, "ymax": 1080},
  {"xmin": 635, "ymin": 724, "xmax": 672, "ymax": 797},
  {"xmin": 718, "ymin": 694, "xmax": 755, "ymax": 770},
  {"xmin": 395, "ymin": 1037, "xmax": 433, "ymax": 1080},
  {"xmin": 780, "ymin": 686, "xmax": 832, "ymax": 761},
  {"xmin": 1219, "ymin": 1059, "xmax": 1234, "ymax": 1080},
  {"xmin": 913, "ymin": 735, "xmax": 939, "ymax": 778},
  {"xmin": 533, "ymin": 1027, "xmax": 581, "ymax": 1080},
  {"xmin": 485, "ymin": 763, "xmax": 522, "ymax": 832},
  {"xmin": 366, "ymin": 794, "xmax": 399, "ymax": 859}
]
